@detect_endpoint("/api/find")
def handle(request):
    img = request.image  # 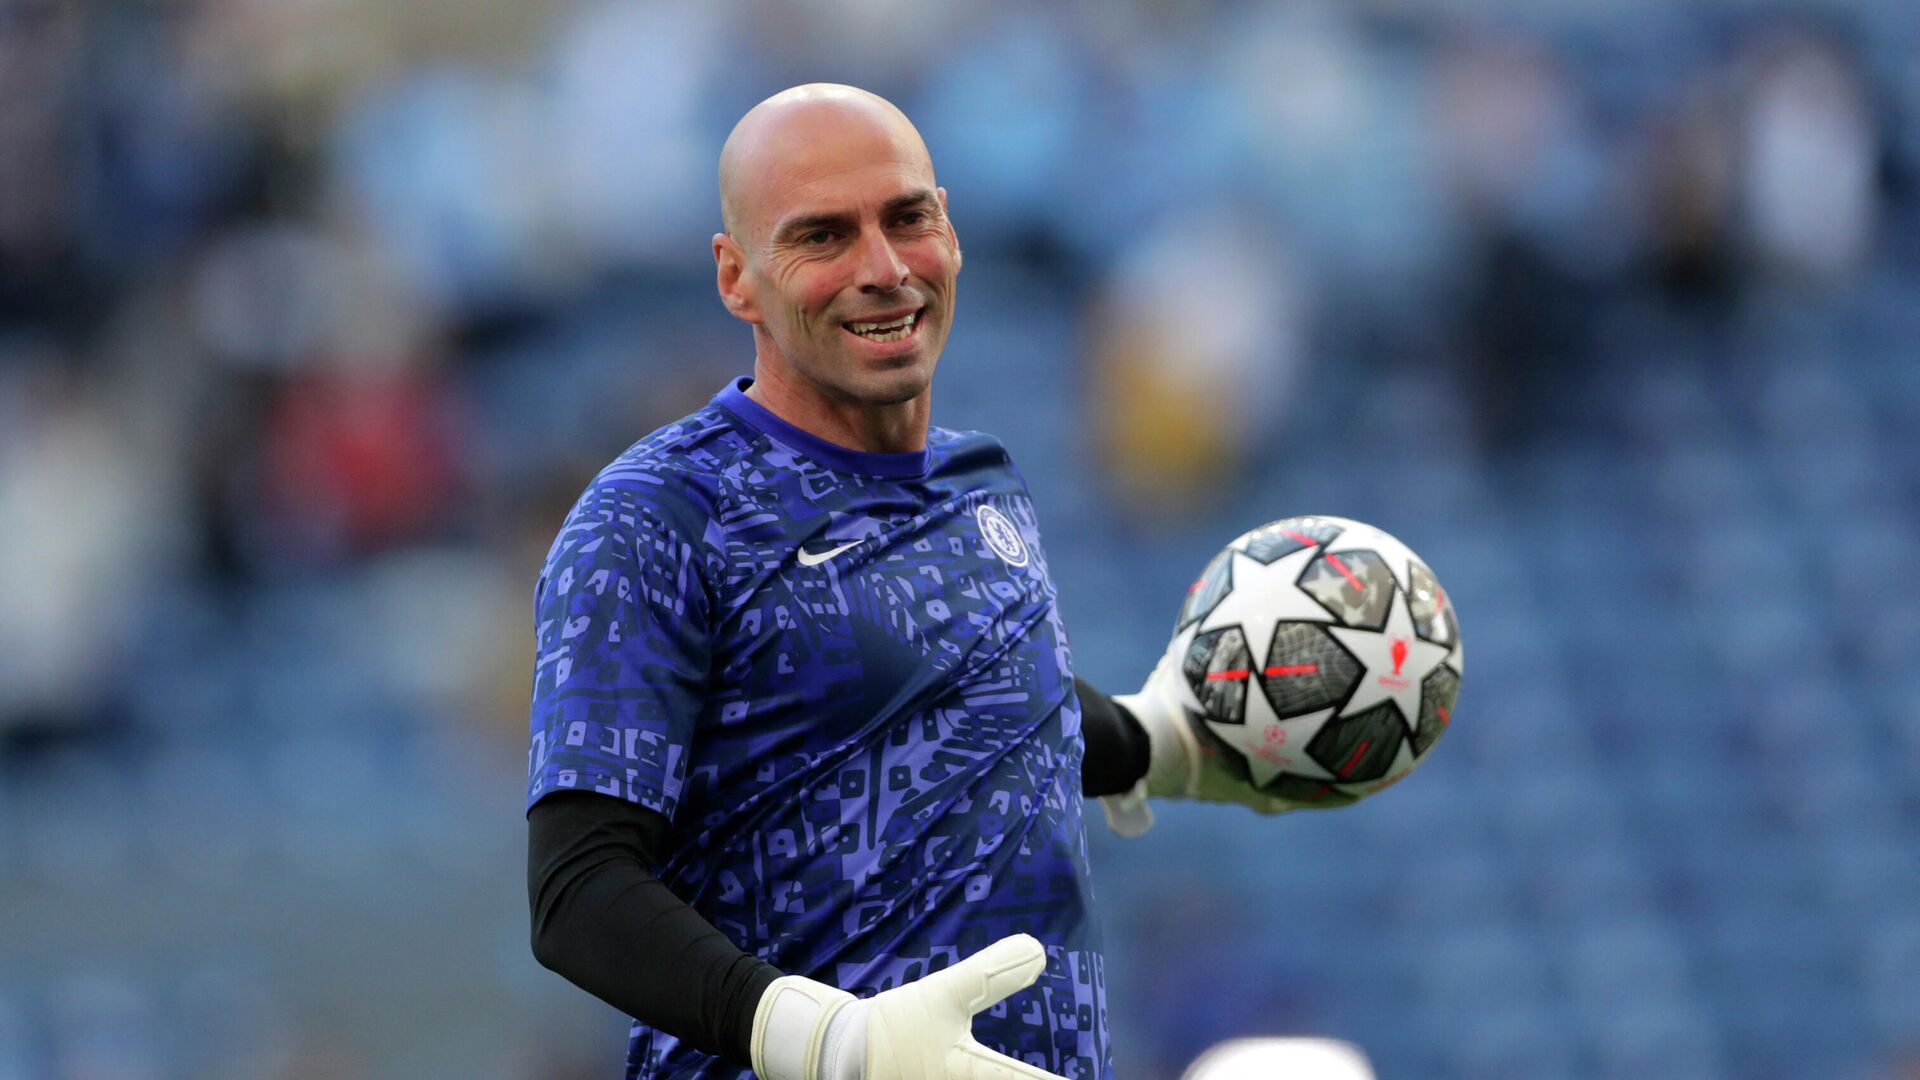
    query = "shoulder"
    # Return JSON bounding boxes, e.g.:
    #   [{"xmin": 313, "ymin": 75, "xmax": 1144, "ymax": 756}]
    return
[
  {"xmin": 927, "ymin": 425, "xmax": 1031, "ymax": 492},
  {"xmin": 570, "ymin": 403, "xmax": 757, "ymax": 522},
  {"xmin": 594, "ymin": 405, "xmax": 751, "ymax": 495},
  {"xmin": 544, "ymin": 404, "xmax": 756, "ymax": 570},
  {"xmin": 927, "ymin": 424, "xmax": 1016, "ymax": 469}
]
